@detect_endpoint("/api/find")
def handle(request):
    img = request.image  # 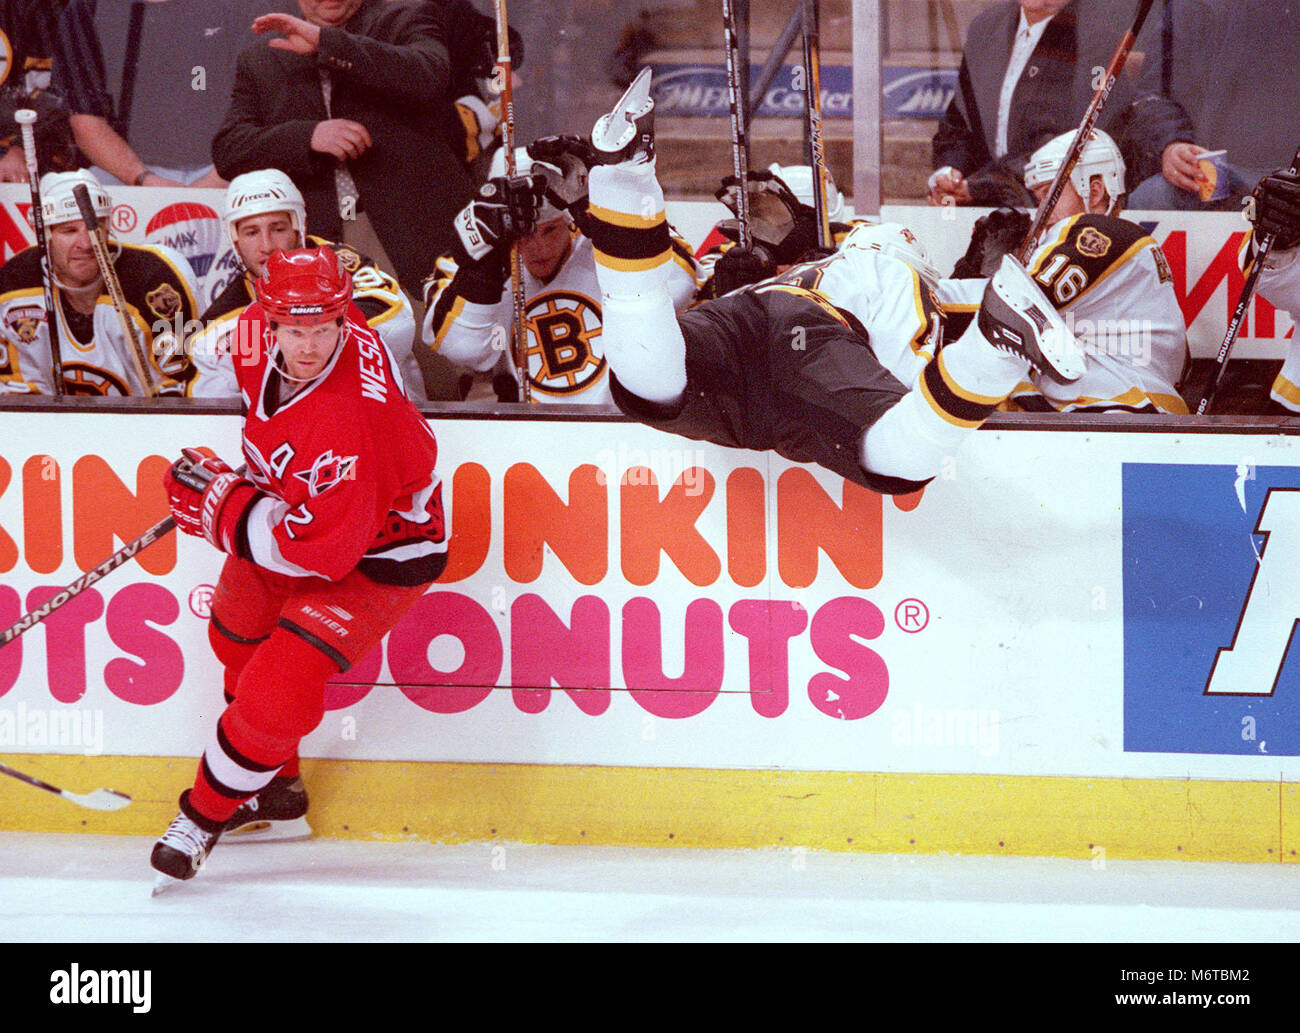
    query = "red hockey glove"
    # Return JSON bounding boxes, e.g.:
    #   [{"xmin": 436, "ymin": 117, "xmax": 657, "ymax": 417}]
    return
[{"xmin": 164, "ymin": 447, "xmax": 262, "ymax": 556}]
